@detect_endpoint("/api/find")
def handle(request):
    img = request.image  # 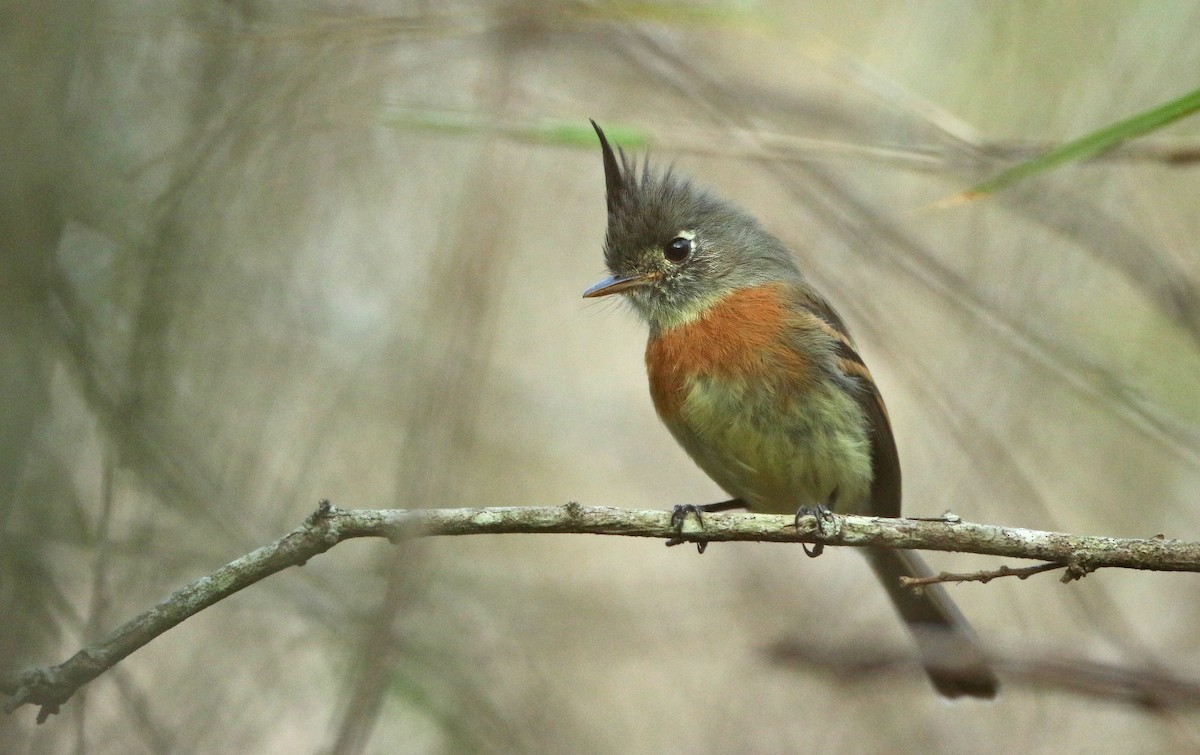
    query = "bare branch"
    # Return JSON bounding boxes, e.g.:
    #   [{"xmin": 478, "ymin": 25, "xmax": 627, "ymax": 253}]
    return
[
  {"xmin": 899, "ymin": 561, "xmax": 1069, "ymax": 588},
  {"xmin": 4, "ymin": 500, "xmax": 1200, "ymax": 721},
  {"xmin": 768, "ymin": 639, "xmax": 1200, "ymax": 710}
]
